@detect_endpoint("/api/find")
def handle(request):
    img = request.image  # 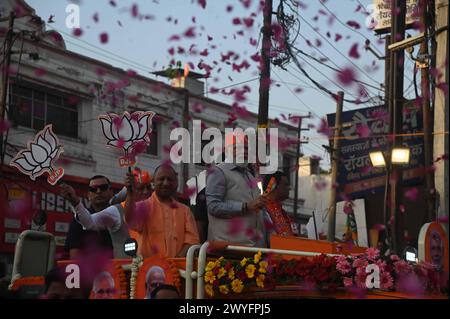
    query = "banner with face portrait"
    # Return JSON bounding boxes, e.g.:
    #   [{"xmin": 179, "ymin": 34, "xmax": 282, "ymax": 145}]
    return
[
  {"xmin": 135, "ymin": 255, "xmax": 181, "ymax": 299},
  {"xmin": 57, "ymin": 259, "xmax": 129, "ymax": 299},
  {"xmin": 418, "ymin": 222, "xmax": 449, "ymax": 273}
]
